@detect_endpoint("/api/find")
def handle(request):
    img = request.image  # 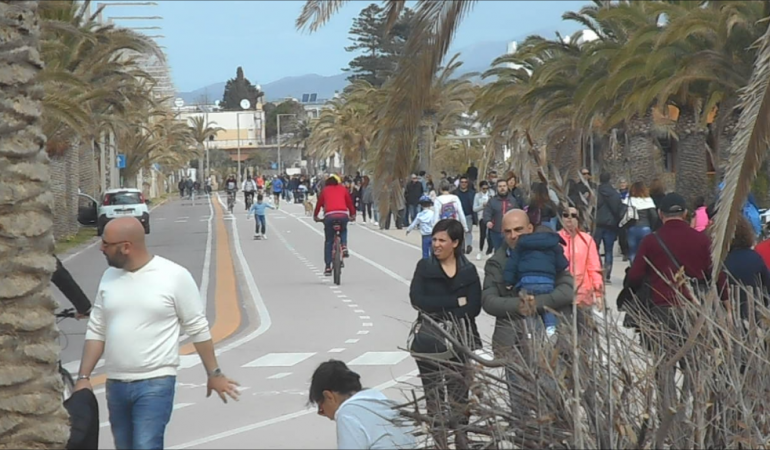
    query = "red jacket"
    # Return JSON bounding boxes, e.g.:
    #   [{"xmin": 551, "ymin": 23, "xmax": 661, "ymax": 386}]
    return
[
  {"xmin": 627, "ymin": 219, "xmax": 726, "ymax": 306},
  {"xmin": 314, "ymin": 184, "xmax": 355, "ymax": 218}
]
